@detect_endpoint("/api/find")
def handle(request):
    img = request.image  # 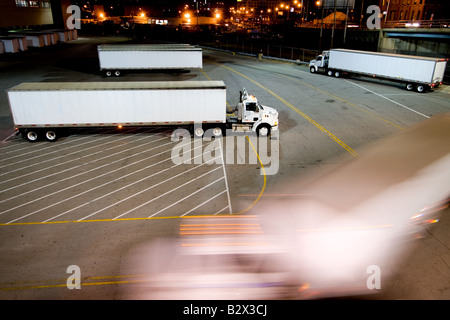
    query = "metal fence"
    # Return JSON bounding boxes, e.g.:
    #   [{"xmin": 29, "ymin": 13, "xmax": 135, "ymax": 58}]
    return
[{"xmin": 185, "ymin": 35, "xmax": 319, "ymax": 63}]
